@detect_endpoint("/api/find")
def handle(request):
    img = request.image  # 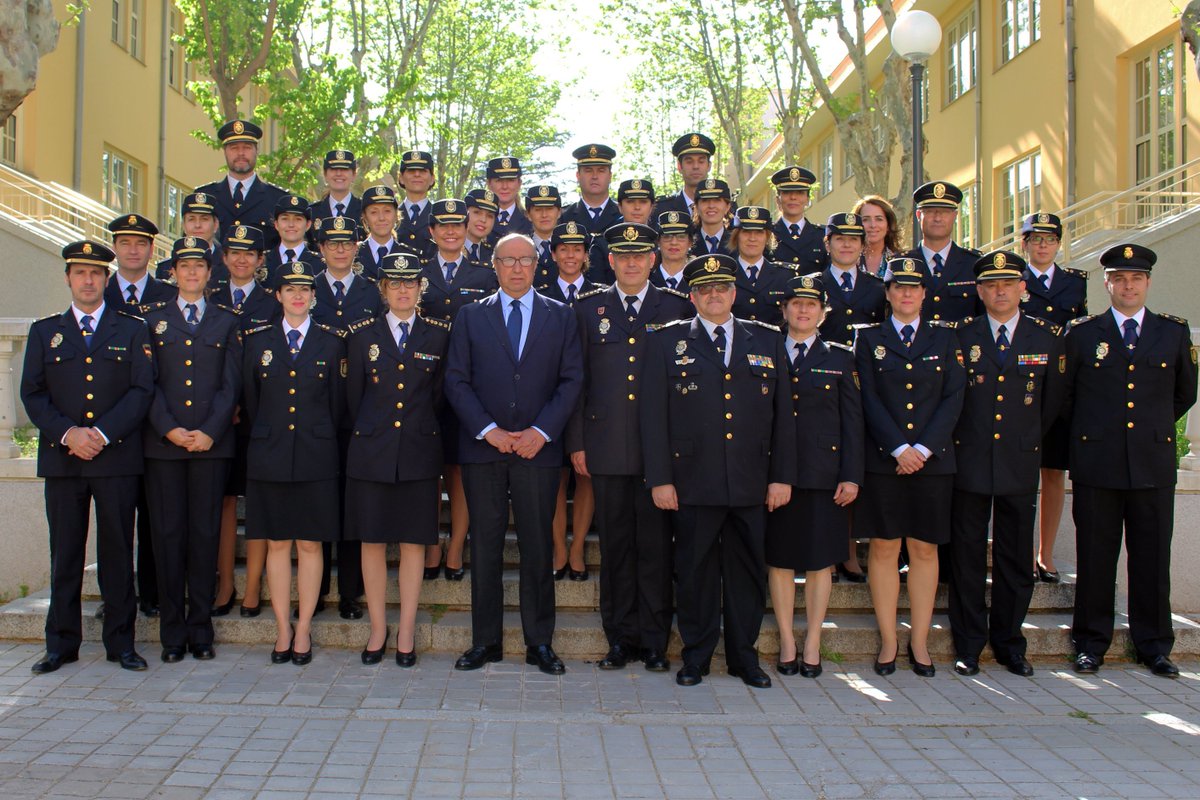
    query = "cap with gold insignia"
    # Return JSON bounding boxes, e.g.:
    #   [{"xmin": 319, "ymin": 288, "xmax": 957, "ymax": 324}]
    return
[
  {"xmin": 825, "ymin": 212, "xmax": 865, "ymax": 238},
  {"xmin": 361, "ymin": 185, "xmax": 399, "ymax": 208},
  {"xmin": 671, "ymin": 132, "xmax": 716, "ymax": 159},
  {"xmin": 572, "ymin": 144, "xmax": 616, "ymax": 166},
  {"xmin": 217, "ymin": 119, "xmax": 263, "ymax": 145},
  {"xmin": 973, "ymin": 250, "xmax": 1026, "ymax": 282},
  {"xmin": 323, "ymin": 150, "xmax": 357, "ymax": 170},
  {"xmin": 1100, "ymin": 242, "xmax": 1156, "ymax": 273},
  {"xmin": 273, "ymin": 194, "xmax": 312, "ymax": 219},
  {"xmin": 683, "ymin": 253, "xmax": 738, "ymax": 286},
  {"xmin": 695, "ymin": 178, "xmax": 731, "ymax": 201},
  {"xmin": 524, "ymin": 185, "xmax": 562, "ymax": 208},
  {"xmin": 782, "ymin": 273, "xmax": 827, "ymax": 304},
  {"xmin": 734, "ymin": 205, "xmax": 771, "ymax": 231},
  {"xmin": 771, "ymin": 166, "xmax": 816, "ymax": 192},
  {"xmin": 603, "ymin": 223, "xmax": 657, "ymax": 253},
  {"xmin": 617, "ymin": 179, "xmax": 655, "ymax": 203},
  {"xmin": 182, "ymin": 192, "xmax": 216, "ymax": 217},
  {"xmin": 275, "ymin": 260, "xmax": 316, "ymax": 287},
  {"xmin": 1021, "ymin": 211, "xmax": 1063, "ymax": 239},
  {"xmin": 222, "ymin": 224, "xmax": 266, "ymax": 252},
  {"xmin": 656, "ymin": 210, "xmax": 693, "ymax": 237},
  {"xmin": 429, "ymin": 198, "xmax": 468, "ymax": 226},
  {"xmin": 399, "ymin": 150, "xmax": 433, "ymax": 171},
  {"xmin": 553, "ymin": 221, "xmax": 592, "ymax": 249},
  {"xmin": 316, "ymin": 215, "xmax": 357, "ymax": 243},
  {"xmin": 172, "ymin": 236, "xmax": 212, "ymax": 265},
  {"xmin": 464, "ymin": 189, "xmax": 499, "ymax": 215},
  {"xmin": 486, "ymin": 156, "xmax": 522, "ymax": 179},
  {"xmin": 914, "ymin": 180, "xmax": 964, "ymax": 210},
  {"xmin": 379, "ymin": 252, "xmax": 423, "ymax": 281},
  {"xmin": 62, "ymin": 239, "xmax": 116, "ymax": 270},
  {"xmin": 107, "ymin": 213, "xmax": 159, "ymax": 240},
  {"xmin": 884, "ymin": 257, "xmax": 929, "ymax": 287}
]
